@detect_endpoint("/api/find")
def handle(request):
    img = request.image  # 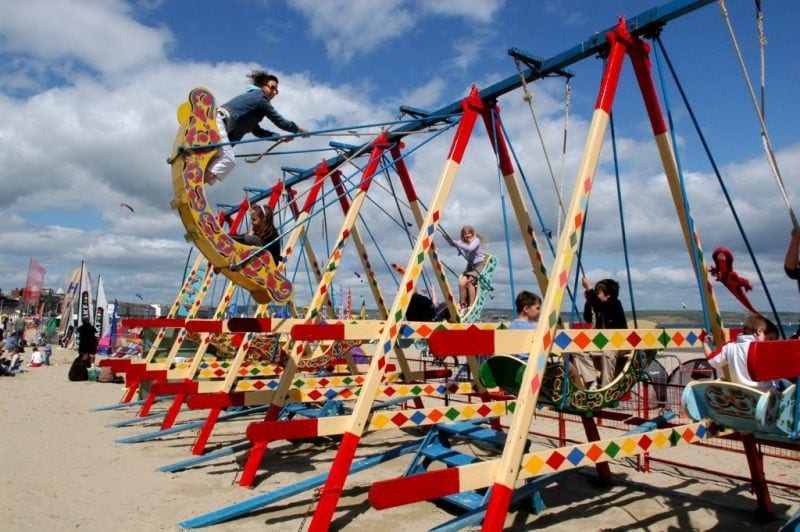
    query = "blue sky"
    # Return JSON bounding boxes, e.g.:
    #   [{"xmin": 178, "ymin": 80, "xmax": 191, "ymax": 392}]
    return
[{"xmin": 1, "ymin": 0, "xmax": 799, "ymax": 319}]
